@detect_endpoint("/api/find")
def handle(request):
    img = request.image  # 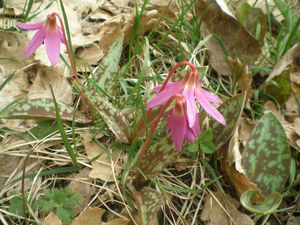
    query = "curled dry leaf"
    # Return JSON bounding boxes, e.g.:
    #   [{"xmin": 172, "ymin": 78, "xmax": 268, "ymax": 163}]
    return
[
  {"xmin": 195, "ymin": 0, "xmax": 261, "ymax": 75},
  {"xmin": 81, "ymin": 132, "xmax": 122, "ymax": 182},
  {"xmin": 200, "ymin": 192, "xmax": 254, "ymax": 225},
  {"xmin": 42, "ymin": 212, "xmax": 63, "ymax": 225}
]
